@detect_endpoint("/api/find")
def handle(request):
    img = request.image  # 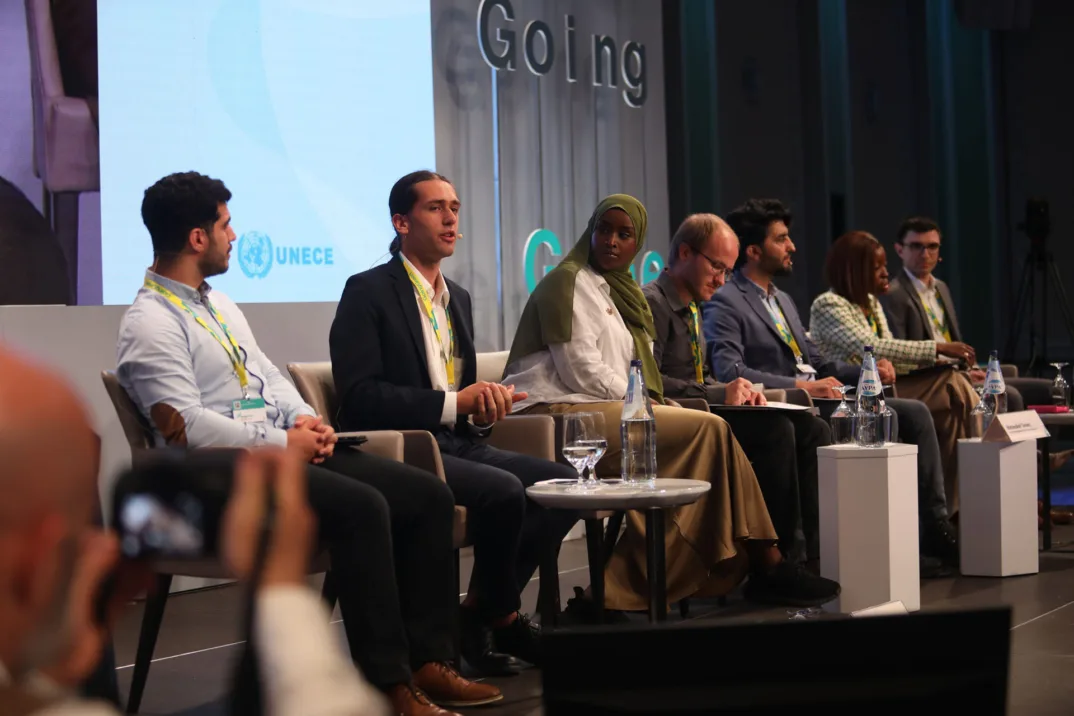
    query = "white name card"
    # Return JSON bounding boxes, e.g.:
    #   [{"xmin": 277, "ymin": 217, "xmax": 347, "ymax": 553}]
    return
[
  {"xmin": 983, "ymin": 410, "xmax": 1051, "ymax": 443},
  {"xmin": 851, "ymin": 601, "xmax": 909, "ymax": 618}
]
